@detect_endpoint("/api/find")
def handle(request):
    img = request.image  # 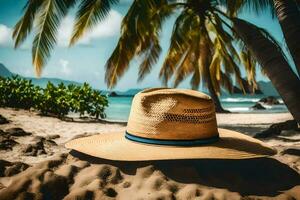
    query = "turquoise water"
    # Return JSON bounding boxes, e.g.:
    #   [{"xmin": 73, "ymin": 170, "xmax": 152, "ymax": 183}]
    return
[{"xmin": 105, "ymin": 95, "xmax": 288, "ymax": 121}]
